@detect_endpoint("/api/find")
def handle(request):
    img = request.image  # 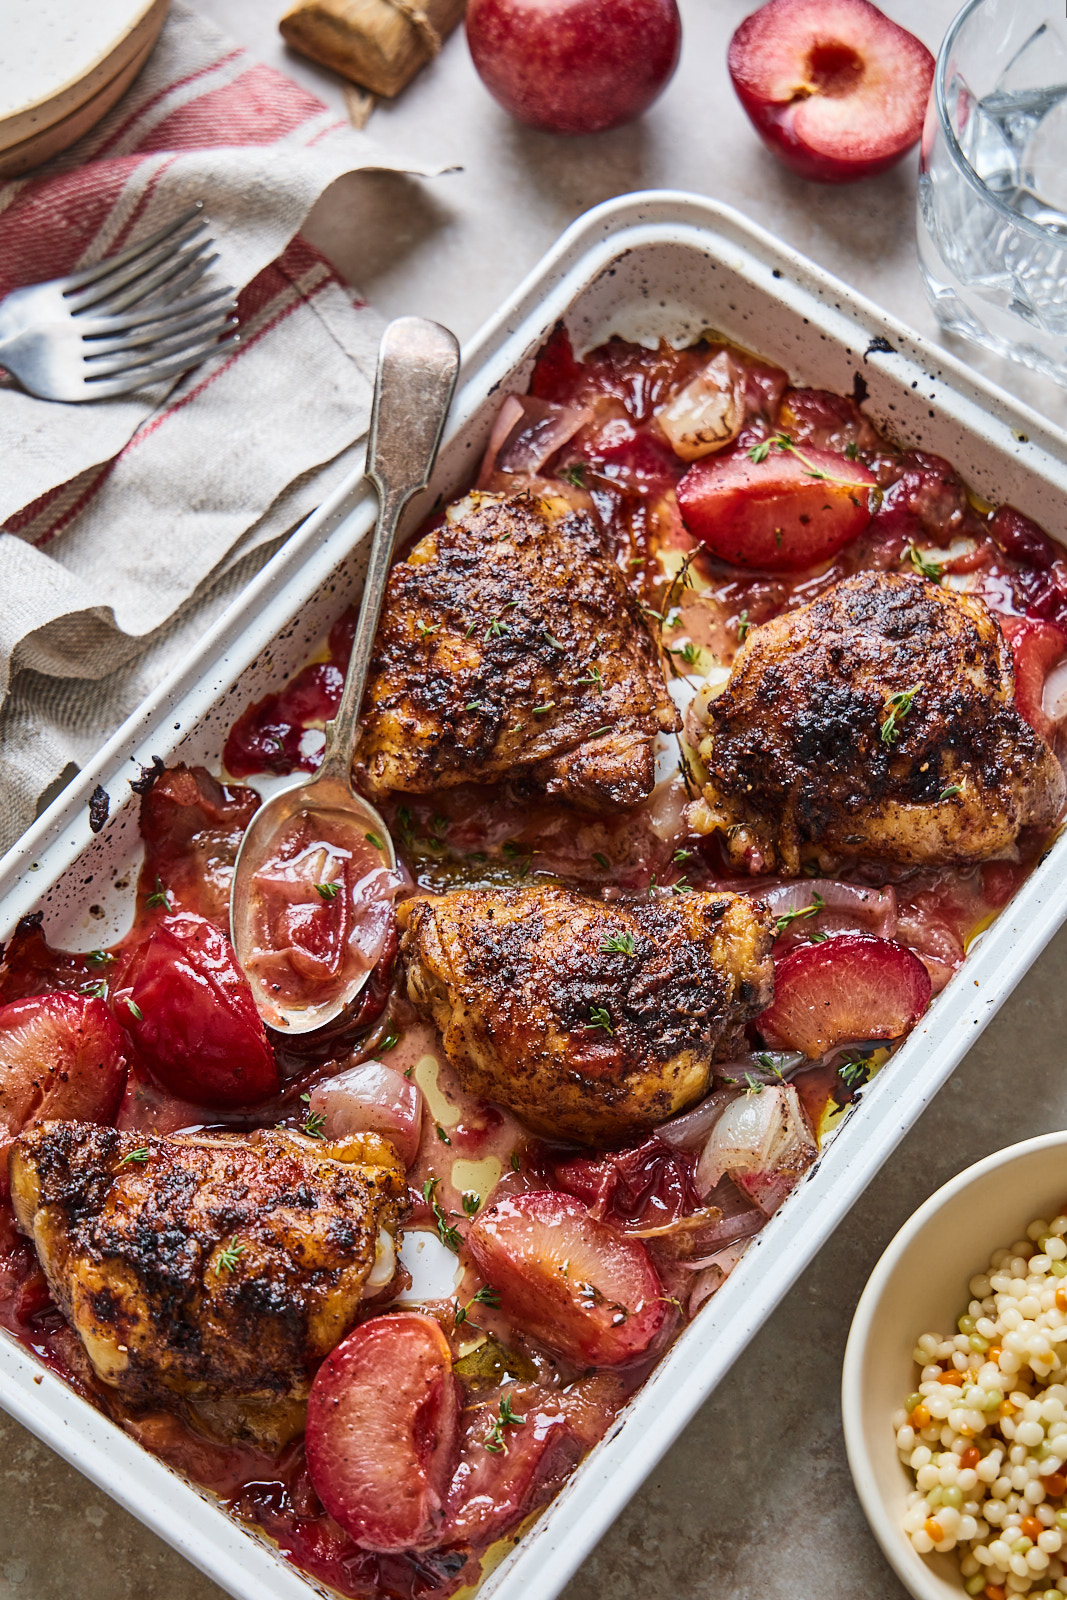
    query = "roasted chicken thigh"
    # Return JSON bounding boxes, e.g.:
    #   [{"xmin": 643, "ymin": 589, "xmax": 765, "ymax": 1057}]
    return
[
  {"xmin": 690, "ymin": 570, "xmax": 1065, "ymax": 874},
  {"xmin": 399, "ymin": 884, "xmax": 775, "ymax": 1145},
  {"xmin": 10, "ymin": 1124, "xmax": 407, "ymax": 1445},
  {"xmin": 356, "ymin": 490, "xmax": 679, "ymax": 811}
]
